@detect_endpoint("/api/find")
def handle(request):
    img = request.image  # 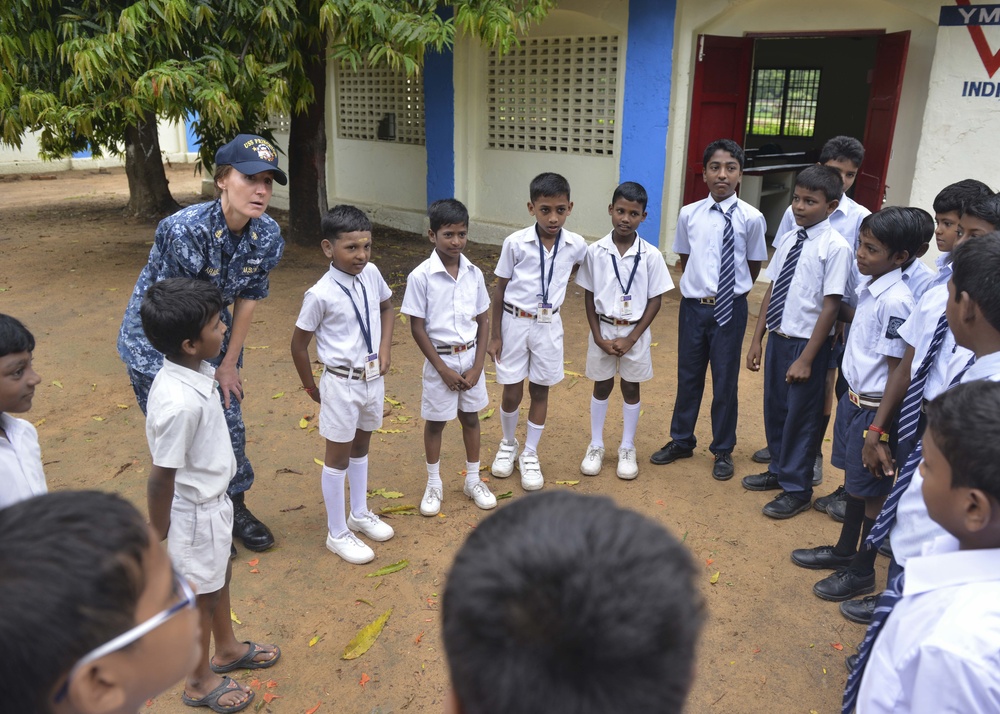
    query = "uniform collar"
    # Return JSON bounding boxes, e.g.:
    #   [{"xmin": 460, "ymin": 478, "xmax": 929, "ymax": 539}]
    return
[
  {"xmin": 210, "ymin": 200, "xmax": 258, "ymax": 244},
  {"xmin": 428, "ymin": 250, "xmax": 472, "ymax": 275},
  {"xmin": 520, "ymin": 225, "xmax": 564, "ymax": 244},
  {"xmin": 160, "ymin": 358, "xmax": 219, "ymax": 398},
  {"xmin": 801, "ymin": 218, "xmax": 831, "ymax": 240},
  {"xmin": 905, "ymin": 533, "xmax": 1000, "ymax": 597},
  {"xmin": 834, "ymin": 194, "xmax": 855, "ymax": 217},
  {"xmin": 0, "ymin": 412, "xmax": 26, "ymax": 442},
  {"xmin": 965, "ymin": 351, "xmax": 1000, "ymax": 382},
  {"xmin": 862, "ymin": 267, "xmax": 904, "ymax": 298},
  {"xmin": 712, "ymin": 194, "xmax": 739, "ymax": 213},
  {"xmin": 327, "ymin": 263, "xmax": 359, "ymax": 288},
  {"xmin": 597, "ymin": 232, "xmax": 642, "ymax": 258}
]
